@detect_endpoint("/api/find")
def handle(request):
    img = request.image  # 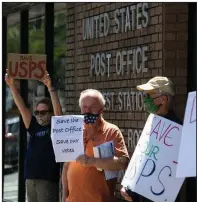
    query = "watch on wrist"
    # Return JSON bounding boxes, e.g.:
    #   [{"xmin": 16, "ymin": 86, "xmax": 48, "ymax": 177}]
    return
[{"xmin": 48, "ymin": 87, "xmax": 56, "ymax": 92}]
